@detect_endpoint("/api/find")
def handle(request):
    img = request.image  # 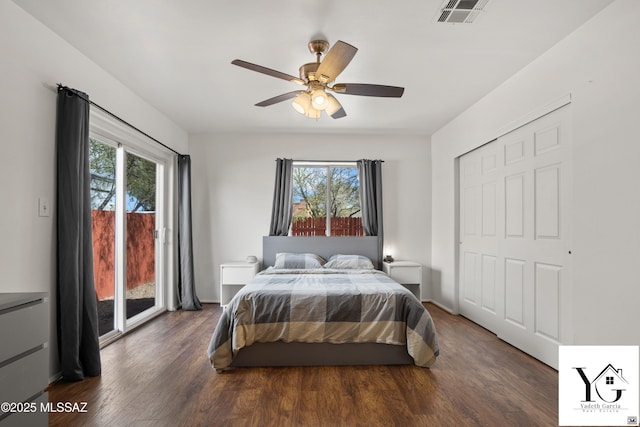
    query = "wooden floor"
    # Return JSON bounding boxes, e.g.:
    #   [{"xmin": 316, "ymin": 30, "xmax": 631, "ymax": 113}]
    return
[{"xmin": 48, "ymin": 303, "xmax": 558, "ymax": 426}]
